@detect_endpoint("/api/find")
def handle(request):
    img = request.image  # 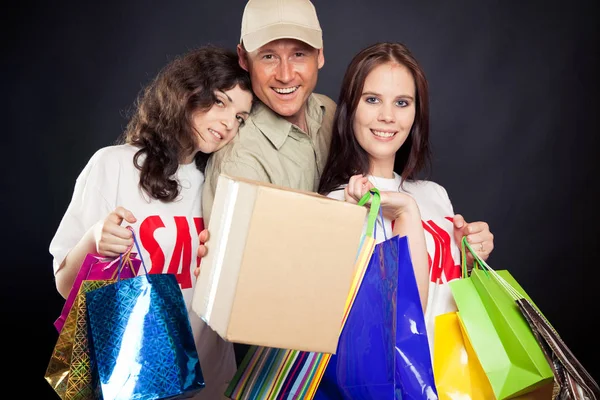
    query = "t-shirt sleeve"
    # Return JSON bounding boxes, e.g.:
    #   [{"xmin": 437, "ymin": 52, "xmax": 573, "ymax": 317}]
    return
[
  {"xmin": 326, "ymin": 187, "xmax": 346, "ymax": 201},
  {"xmin": 49, "ymin": 151, "xmax": 116, "ymax": 273},
  {"xmin": 433, "ymin": 182, "xmax": 456, "ymax": 217}
]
